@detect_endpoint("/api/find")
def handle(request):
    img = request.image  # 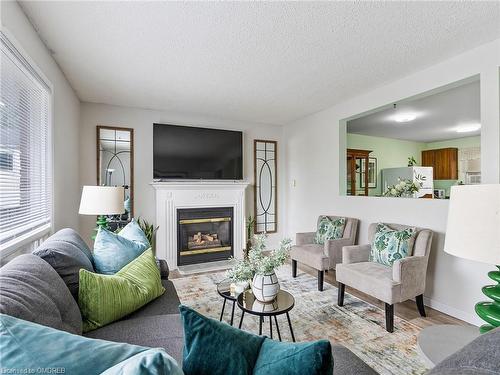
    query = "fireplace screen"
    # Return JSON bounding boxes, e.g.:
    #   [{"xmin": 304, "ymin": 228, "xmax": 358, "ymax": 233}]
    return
[{"xmin": 177, "ymin": 207, "xmax": 233, "ymax": 266}]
